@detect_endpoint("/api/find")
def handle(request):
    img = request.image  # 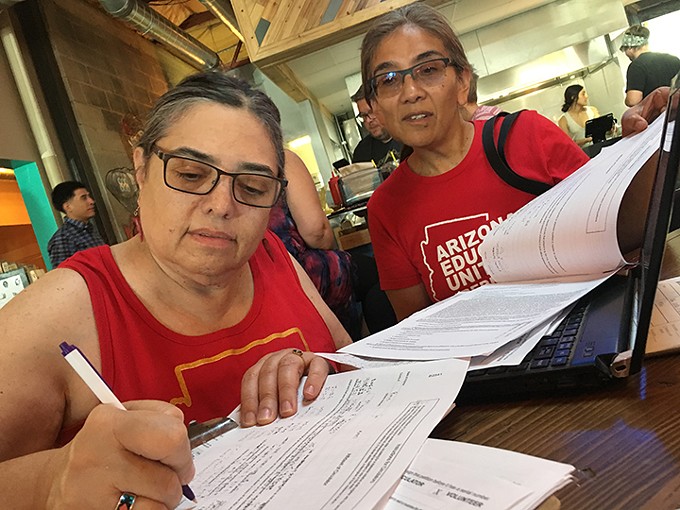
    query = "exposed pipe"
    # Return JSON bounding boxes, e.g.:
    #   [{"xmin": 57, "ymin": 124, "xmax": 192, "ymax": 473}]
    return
[
  {"xmin": 199, "ymin": 0, "xmax": 244, "ymax": 43},
  {"xmin": 98, "ymin": 0, "xmax": 220, "ymax": 70},
  {"xmin": 0, "ymin": 14, "xmax": 67, "ymax": 188}
]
